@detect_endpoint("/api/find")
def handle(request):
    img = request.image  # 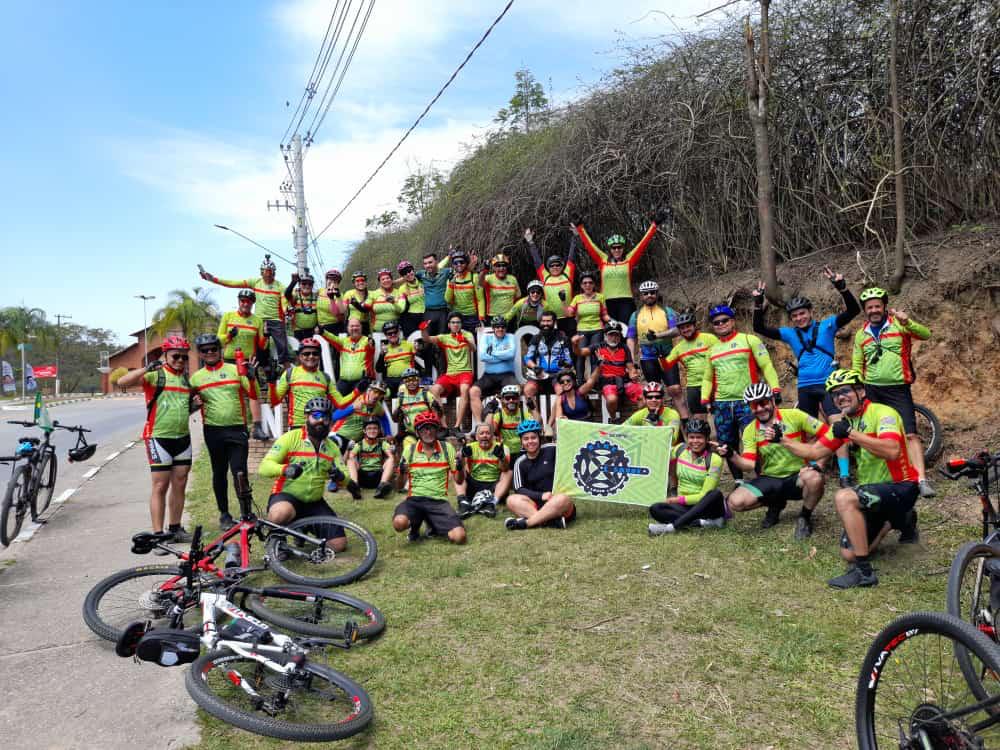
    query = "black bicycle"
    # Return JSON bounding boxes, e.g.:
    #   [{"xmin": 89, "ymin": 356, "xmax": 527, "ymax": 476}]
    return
[{"xmin": 0, "ymin": 420, "xmax": 96, "ymax": 546}]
